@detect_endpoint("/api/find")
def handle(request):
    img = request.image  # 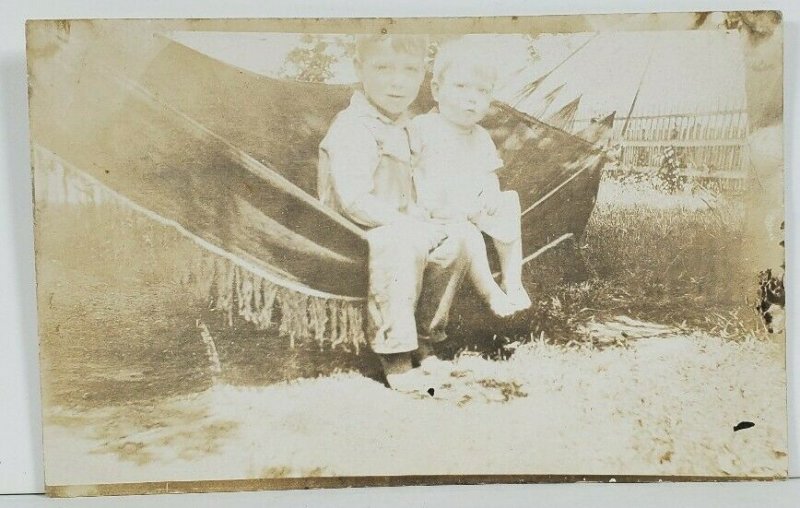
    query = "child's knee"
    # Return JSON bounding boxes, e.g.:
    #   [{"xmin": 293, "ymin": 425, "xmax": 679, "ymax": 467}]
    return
[
  {"xmin": 367, "ymin": 223, "xmax": 428, "ymax": 265},
  {"xmin": 447, "ymin": 222, "xmax": 485, "ymax": 256}
]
